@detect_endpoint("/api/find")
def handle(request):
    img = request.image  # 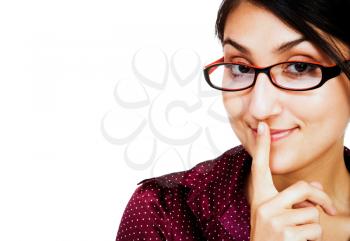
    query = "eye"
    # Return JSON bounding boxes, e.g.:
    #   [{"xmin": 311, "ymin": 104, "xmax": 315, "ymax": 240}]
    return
[
  {"xmin": 284, "ymin": 62, "xmax": 317, "ymax": 74},
  {"xmin": 229, "ymin": 64, "xmax": 255, "ymax": 75}
]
